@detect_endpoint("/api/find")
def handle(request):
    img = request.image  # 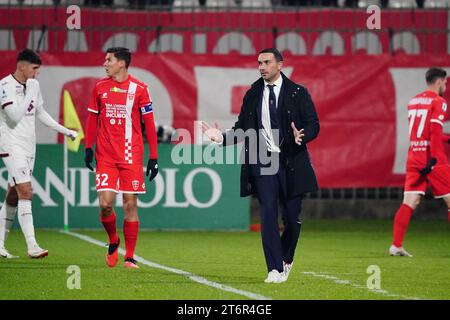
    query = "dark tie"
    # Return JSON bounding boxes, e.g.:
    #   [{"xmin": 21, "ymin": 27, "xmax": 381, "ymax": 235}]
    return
[{"xmin": 267, "ymin": 84, "xmax": 278, "ymax": 129}]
